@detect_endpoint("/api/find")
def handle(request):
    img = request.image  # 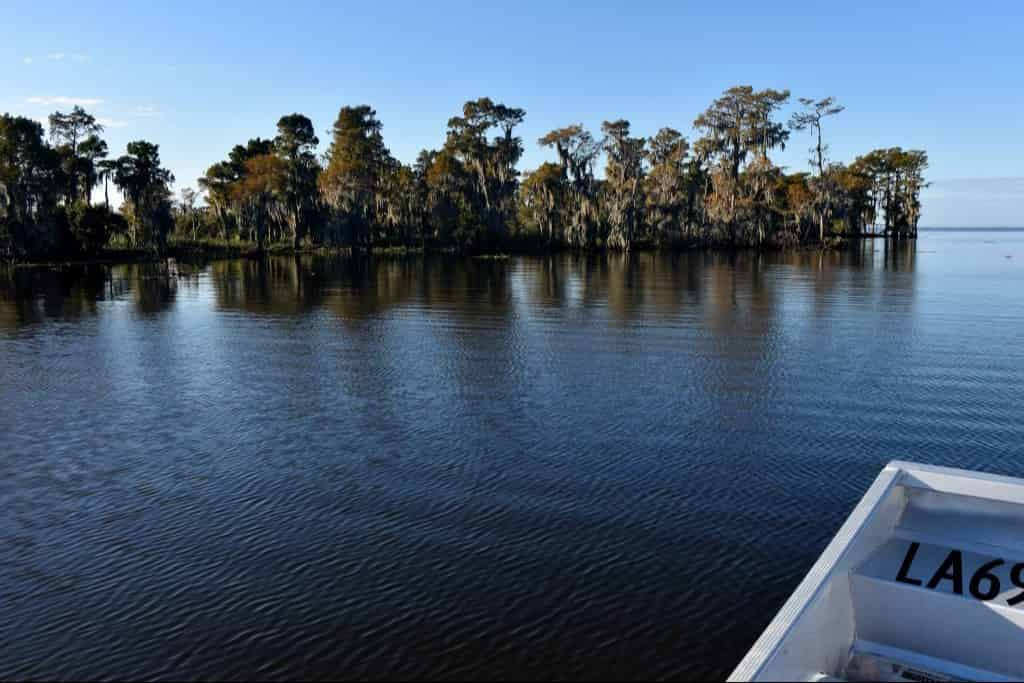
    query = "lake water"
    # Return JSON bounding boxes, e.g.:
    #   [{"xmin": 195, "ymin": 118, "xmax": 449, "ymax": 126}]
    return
[{"xmin": 2, "ymin": 230, "xmax": 1023, "ymax": 680}]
